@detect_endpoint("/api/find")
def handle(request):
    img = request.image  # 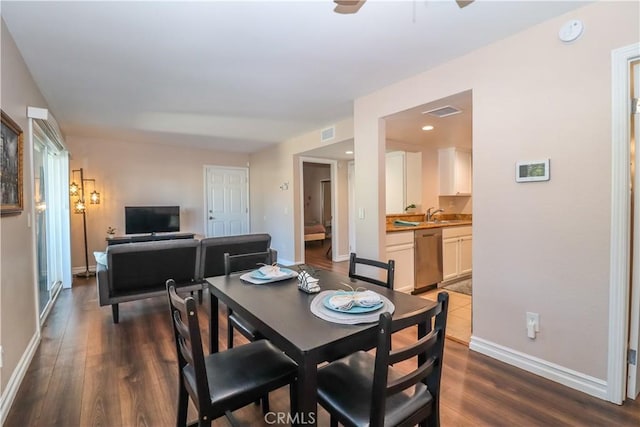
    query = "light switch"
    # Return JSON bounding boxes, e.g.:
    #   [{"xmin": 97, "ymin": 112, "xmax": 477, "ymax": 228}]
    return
[{"xmin": 358, "ymin": 208, "xmax": 365, "ymax": 219}]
